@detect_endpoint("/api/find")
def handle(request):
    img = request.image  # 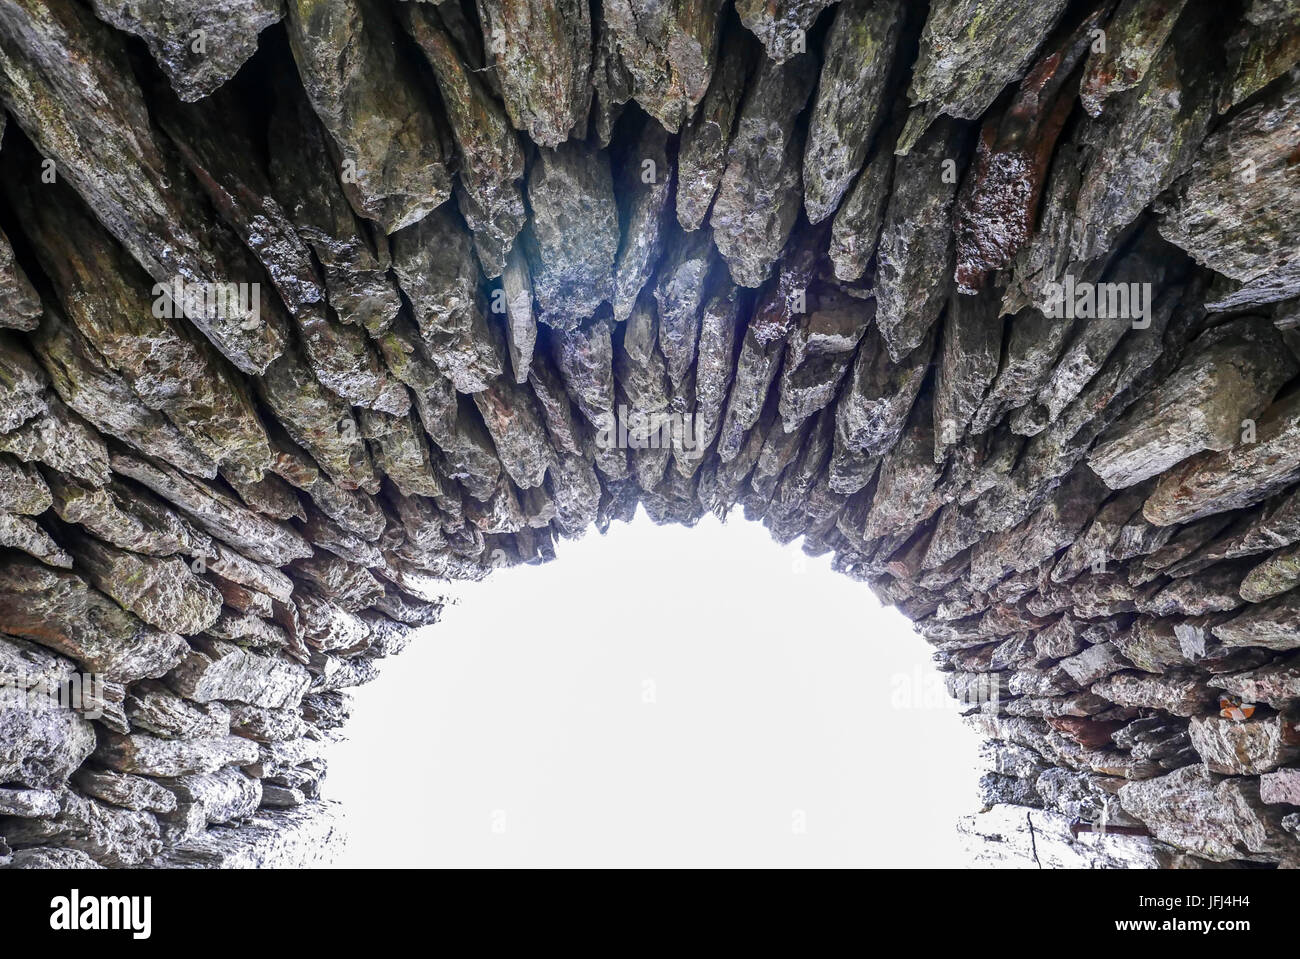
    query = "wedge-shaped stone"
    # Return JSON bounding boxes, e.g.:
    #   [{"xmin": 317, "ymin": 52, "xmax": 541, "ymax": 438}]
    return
[
  {"xmin": 89, "ymin": 0, "xmax": 281, "ymax": 102},
  {"xmin": 710, "ymin": 51, "xmax": 817, "ymax": 287},
  {"xmin": 284, "ymin": 0, "xmax": 451, "ymax": 234},
  {"xmin": 802, "ymin": 0, "xmax": 906, "ymax": 224},
  {"xmin": 1078, "ymin": 0, "xmax": 1189, "ymax": 116},
  {"xmin": 734, "ymin": 0, "xmax": 832, "ymax": 64},
  {"xmin": 74, "ymin": 768, "xmax": 177, "ymax": 815},
  {"xmin": 0, "ymin": 0, "xmax": 286, "ymax": 373},
  {"xmin": 0, "ymin": 790, "xmax": 161, "ymax": 867},
  {"xmin": 676, "ymin": 25, "xmax": 751, "ymax": 232},
  {"xmin": 256, "ymin": 344, "xmax": 379, "ymax": 492},
  {"xmin": 267, "ymin": 72, "xmax": 403, "ymax": 335},
  {"xmin": 0, "ymin": 658, "xmax": 96, "ymax": 789},
  {"xmin": 524, "ymin": 142, "xmax": 620, "ymax": 328},
  {"xmin": 159, "ymin": 767, "xmax": 262, "ymax": 825},
  {"xmin": 166, "ymin": 637, "xmax": 313, "ymax": 710},
  {"xmin": 778, "ymin": 287, "xmax": 871, "ymax": 432},
  {"xmin": 401, "ymin": 2, "xmax": 526, "ymax": 277},
  {"xmin": 898, "ymin": 0, "xmax": 1069, "ymax": 153},
  {"xmin": 0, "ymin": 556, "xmax": 189, "ymax": 683},
  {"xmin": 0, "ymin": 223, "xmax": 41, "ymax": 332},
  {"xmin": 47, "ymin": 473, "xmax": 210, "ymax": 559},
  {"xmin": 109, "ymin": 450, "xmax": 313, "ymax": 567},
  {"xmin": 602, "ymin": 0, "xmax": 723, "ymax": 131},
  {"xmin": 478, "ymin": 0, "xmax": 593, "ymax": 148},
  {"xmin": 613, "ymin": 116, "xmax": 674, "ymax": 323},
  {"xmin": 875, "ymin": 118, "xmax": 969, "ymax": 362}
]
